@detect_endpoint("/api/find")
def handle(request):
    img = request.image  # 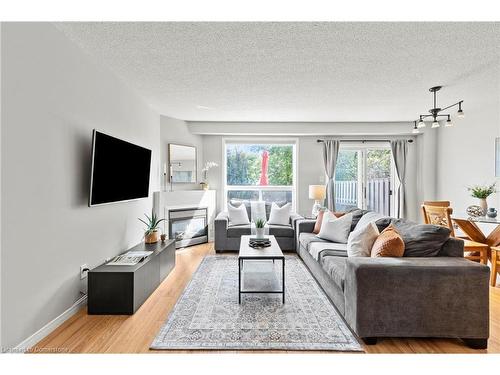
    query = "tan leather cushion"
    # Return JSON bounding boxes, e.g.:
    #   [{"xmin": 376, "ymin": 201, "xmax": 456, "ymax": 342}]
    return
[
  {"xmin": 371, "ymin": 224, "xmax": 405, "ymax": 257},
  {"xmin": 313, "ymin": 210, "xmax": 344, "ymax": 234}
]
